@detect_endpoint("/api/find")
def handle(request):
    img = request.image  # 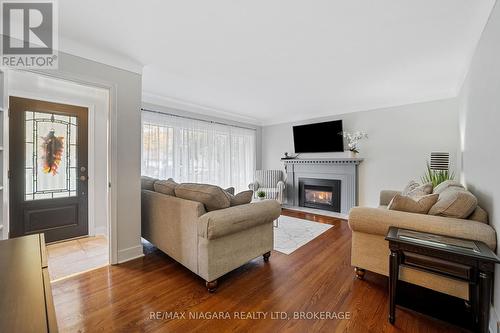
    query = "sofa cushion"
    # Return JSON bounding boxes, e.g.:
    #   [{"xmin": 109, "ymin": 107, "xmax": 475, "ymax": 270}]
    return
[
  {"xmin": 154, "ymin": 178, "xmax": 178, "ymax": 196},
  {"xmin": 467, "ymin": 206, "xmax": 488, "ymax": 224},
  {"xmin": 402, "ymin": 181, "xmax": 433, "ymax": 197},
  {"xmin": 227, "ymin": 190, "xmax": 253, "ymax": 206},
  {"xmin": 428, "ymin": 186, "xmax": 478, "ymax": 219},
  {"xmin": 388, "ymin": 194, "xmax": 439, "ymax": 214},
  {"xmin": 175, "ymin": 183, "xmax": 230, "ymax": 211},
  {"xmin": 141, "ymin": 176, "xmax": 157, "ymax": 191}
]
